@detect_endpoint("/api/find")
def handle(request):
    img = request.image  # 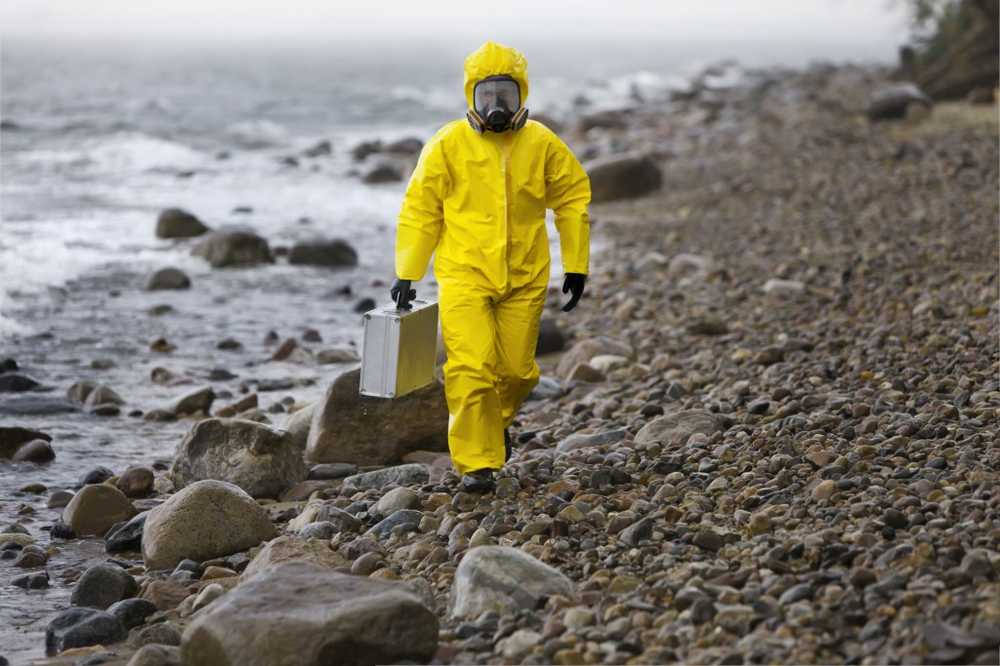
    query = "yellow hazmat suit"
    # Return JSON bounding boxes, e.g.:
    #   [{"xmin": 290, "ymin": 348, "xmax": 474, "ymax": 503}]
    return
[{"xmin": 395, "ymin": 41, "xmax": 591, "ymax": 475}]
